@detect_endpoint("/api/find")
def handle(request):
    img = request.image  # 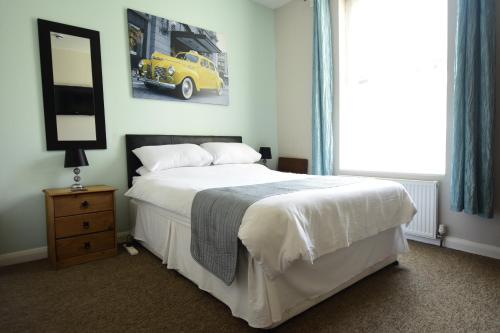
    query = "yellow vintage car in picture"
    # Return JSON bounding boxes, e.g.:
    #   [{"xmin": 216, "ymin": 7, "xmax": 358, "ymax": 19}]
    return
[{"xmin": 137, "ymin": 50, "xmax": 224, "ymax": 100}]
